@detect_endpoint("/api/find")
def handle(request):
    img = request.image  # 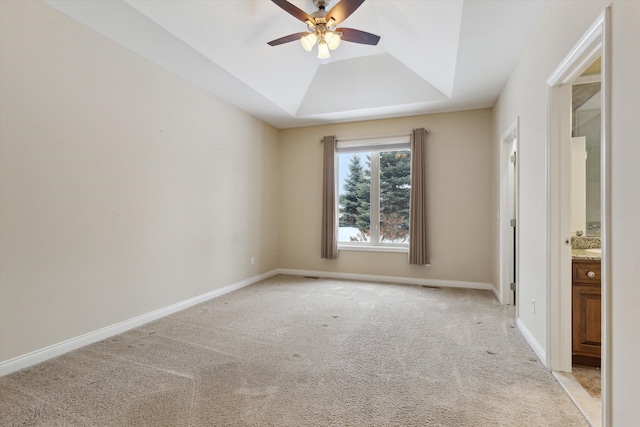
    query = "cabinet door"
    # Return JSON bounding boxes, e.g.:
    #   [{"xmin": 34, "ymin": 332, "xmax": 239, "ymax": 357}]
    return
[{"xmin": 572, "ymin": 284, "xmax": 602, "ymax": 359}]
